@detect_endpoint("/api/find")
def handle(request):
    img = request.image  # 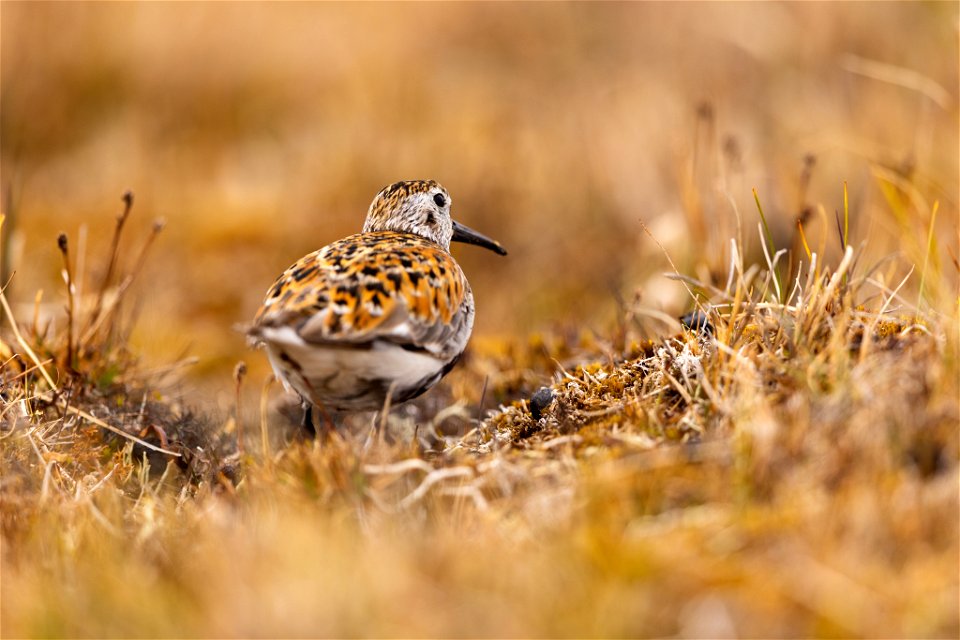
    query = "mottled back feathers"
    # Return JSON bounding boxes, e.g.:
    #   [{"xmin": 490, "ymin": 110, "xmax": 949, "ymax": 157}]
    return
[{"xmin": 254, "ymin": 231, "xmax": 470, "ymax": 359}]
